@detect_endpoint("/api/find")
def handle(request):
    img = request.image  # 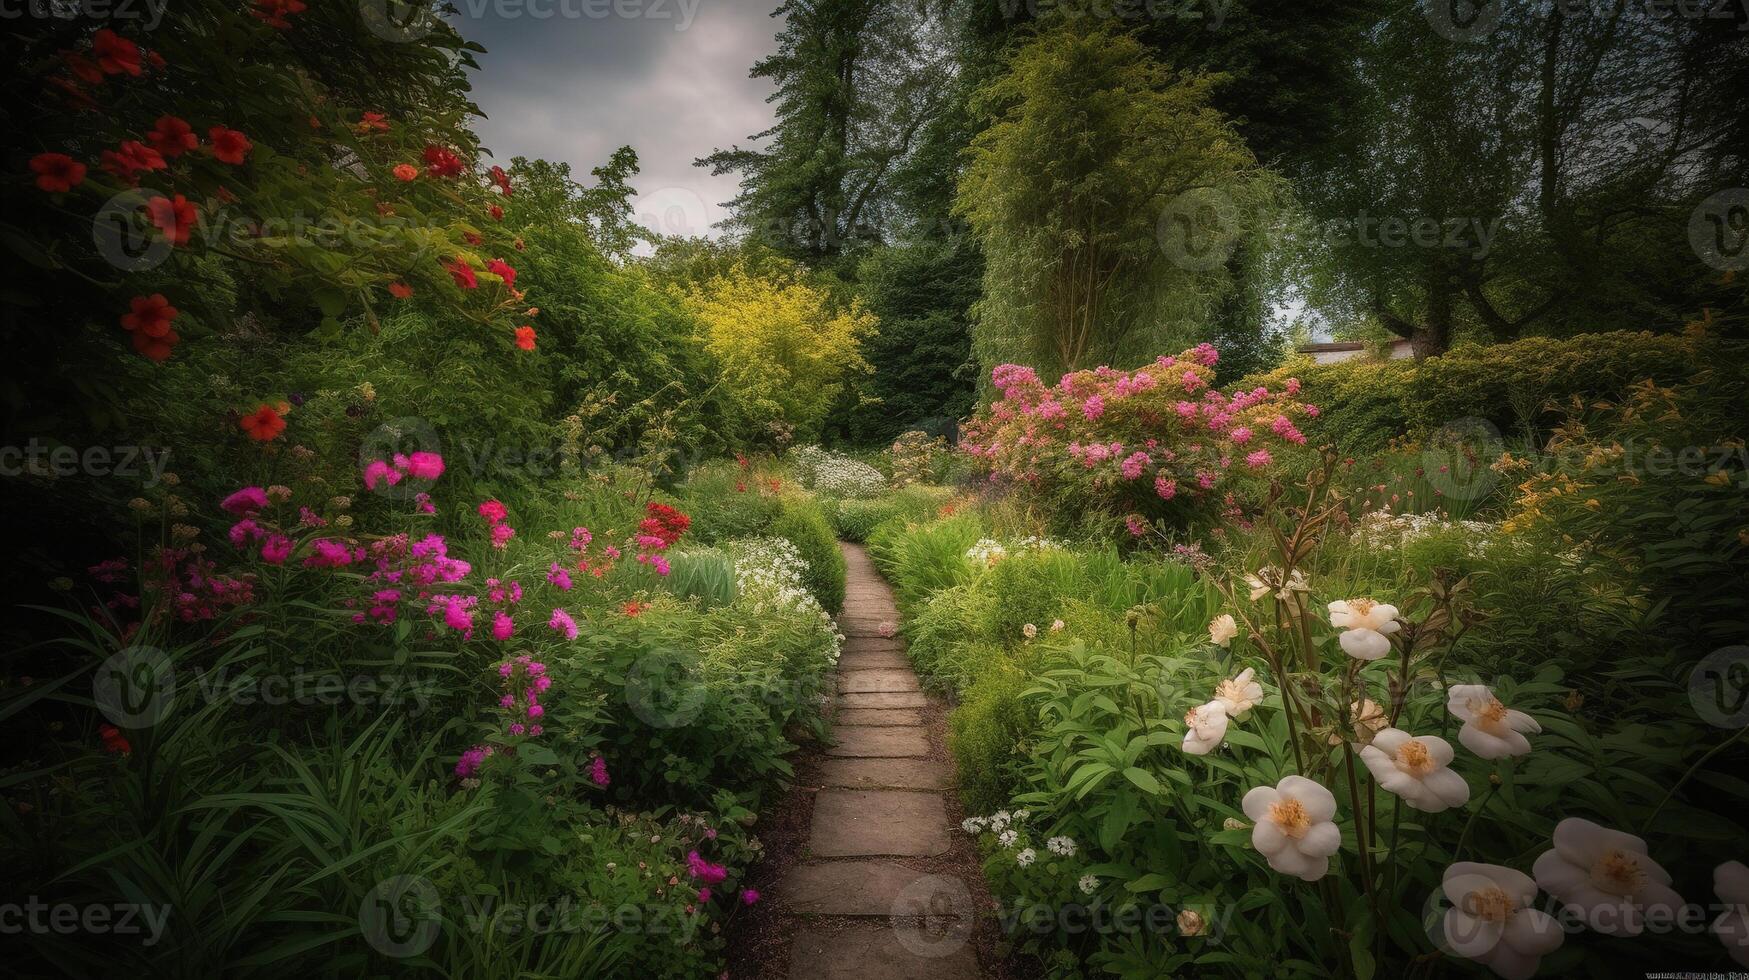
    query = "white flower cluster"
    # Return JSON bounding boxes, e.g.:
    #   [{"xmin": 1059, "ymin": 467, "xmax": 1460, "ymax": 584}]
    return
[
  {"xmin": 789, "ymin": 445, "xmax": 886, "ymax": 499},
  {"xmin": 1015, "ymin": 535, "xmax": 1063, "ymax": 551},
  {"xmin": 727, "ymin": 538, "xmax": 841, "ymax": 656},
  {"xmin": 1351, "ymin": 511, "xmax": 1496, "ymax": 555},
  {"xmin": 964, "ymin": 538, "xmax": 1007, "ymax": 565}
]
